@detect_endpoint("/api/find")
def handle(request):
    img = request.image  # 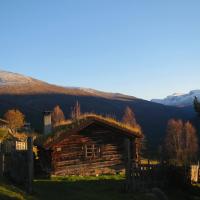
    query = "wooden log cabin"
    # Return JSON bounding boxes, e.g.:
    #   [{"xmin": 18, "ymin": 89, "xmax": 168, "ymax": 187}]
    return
[{"xmin": 44, "ymin": 115, "xmax": 142, "ymax": 176}]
